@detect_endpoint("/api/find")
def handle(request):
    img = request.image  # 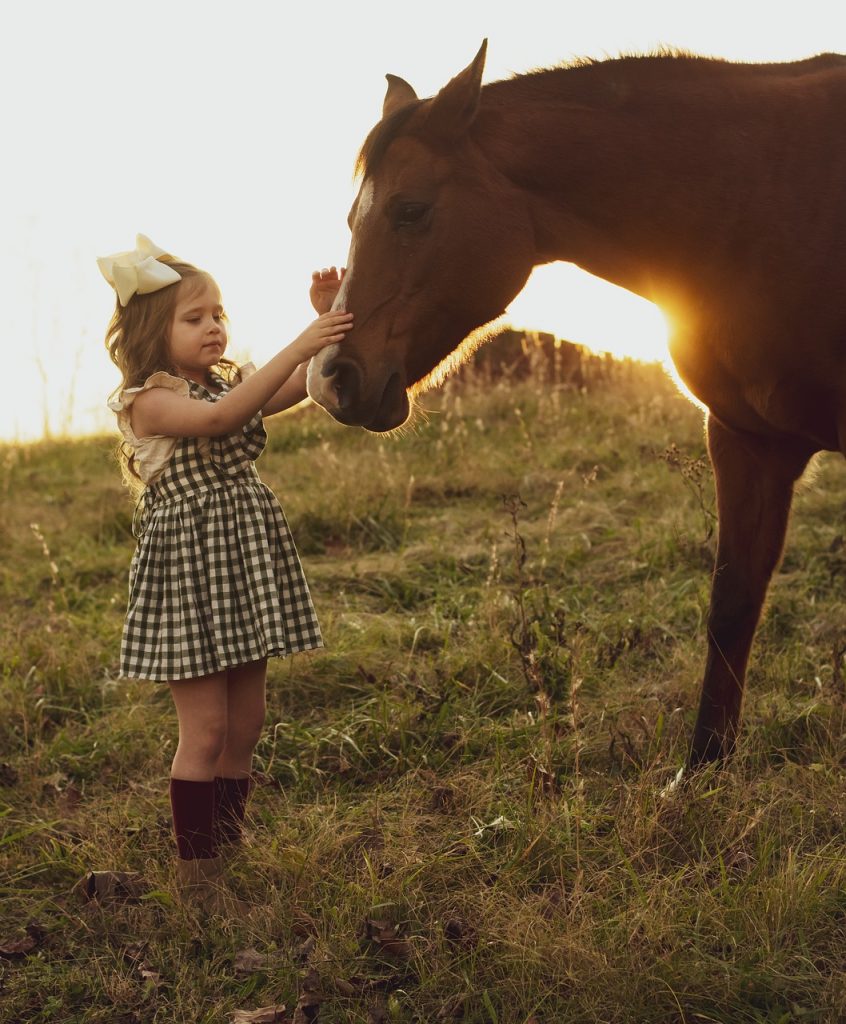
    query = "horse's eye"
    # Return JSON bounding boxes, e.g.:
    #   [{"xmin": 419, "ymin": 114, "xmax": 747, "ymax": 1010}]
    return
[{"xmin": 393, "ymin": 202, "xmax": 430, "ymax": 229}]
